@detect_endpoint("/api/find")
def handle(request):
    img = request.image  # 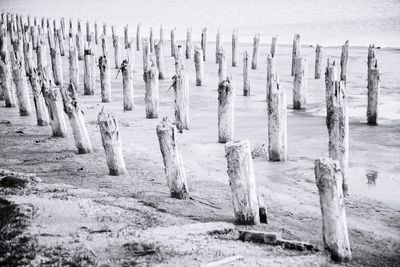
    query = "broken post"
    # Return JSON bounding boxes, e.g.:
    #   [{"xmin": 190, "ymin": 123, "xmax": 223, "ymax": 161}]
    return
[
  {"xmin": 367, "ymin": 46, "xmax": 379, "ymax": 125},
  {"xmin": 61, "ymin": 84, "xmax": 92, "ymax": 154},
  {"xmin": 232, "ymin": 29, "xmax": 238, "ymax": 67},
  {"xmin": 267, "ymin": 74, "xmax": 287, "ymax": 161},
  {"xmin": 69, "ymin": 35, "xmax": 79, "ymax": 92},
  {"xmin": 218, "ymin": 78, "xmax": 235, "ymax": 143},
  {"xmin": 243, "ymin": 51, "xmax": 250, "ymax": 96},
  {"xmin": 185, "ymin": 28, "xmax": 193, "ymax": 59},
  {"xmin": 251, "ymin": 33, "xmax": 260, "ymax": 69},
  {"xmin": 144, "ymin": 63, "xmax": 159, "ymax": 118},
  {"xmin": 201, "ymin": 27, "xmax": 207, "ymax": 61},
  {"xmin": 293, "ymin": 57, "xmax": 307, "ymax": 109},
  {"xmin": 194, "ymin": 47, "xmax": 204, "ymax": 86},
  {"xmin": 315, "ymin": 44, "xmax": 322, "ymax": 79},
  {"xmin": 172, "ymin": 69, "xmax": 190, "ymax": 132},
  {"xmin": 121, "ymin": 59, "xmax": 134, "ymax": 111},
  {"xmin": 155, "ymin": 40, "xmax": 165, "ymax": 79},
  {"xmin": 314, "ymin": 157, "xmax": 351, "ymax": 262},
  {"xmin": 83, "ymin": 41, "xmax": 95, "ymax": 95},
  {"xmin": 98, "ymin": 54, "xmax": 111, "ymax": 103},
  {"xmin": 270, "ymin": 35, "xmax": 278, "ymax": 58},
  {"xmin": 98, "ymin": 109, "xmax": 128, "ymax": 175},
  {"xmin": 291, "ymin": 34, "xmax": 300, "ymax": 76},
  {"xmin": 225, "ymin": 139, "xmax": 260, "ymax": 225},
  {"xmin": 156, "ymin": 117, "xmax": 189, "ymax": 199},
  {"xmin": 340, "ymin": 40, "xmax": 349, "ymax": 81}
]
